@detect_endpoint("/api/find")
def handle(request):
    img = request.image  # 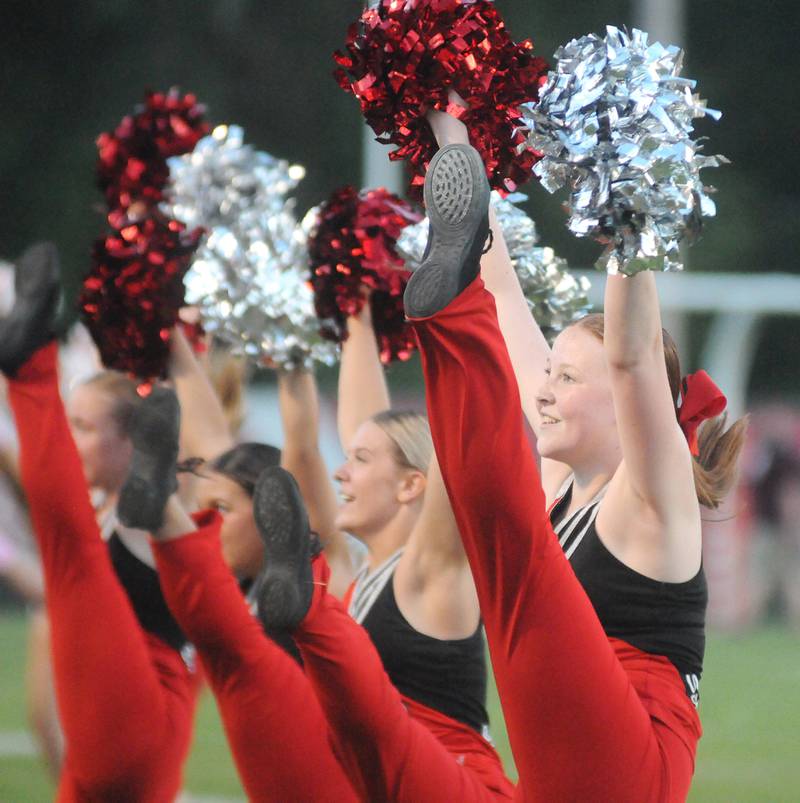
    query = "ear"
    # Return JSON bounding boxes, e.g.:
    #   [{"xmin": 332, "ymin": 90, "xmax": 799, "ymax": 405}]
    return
[{"xmin": 396, "ymin": 469, "xmax": 426, "ymax": 504}]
